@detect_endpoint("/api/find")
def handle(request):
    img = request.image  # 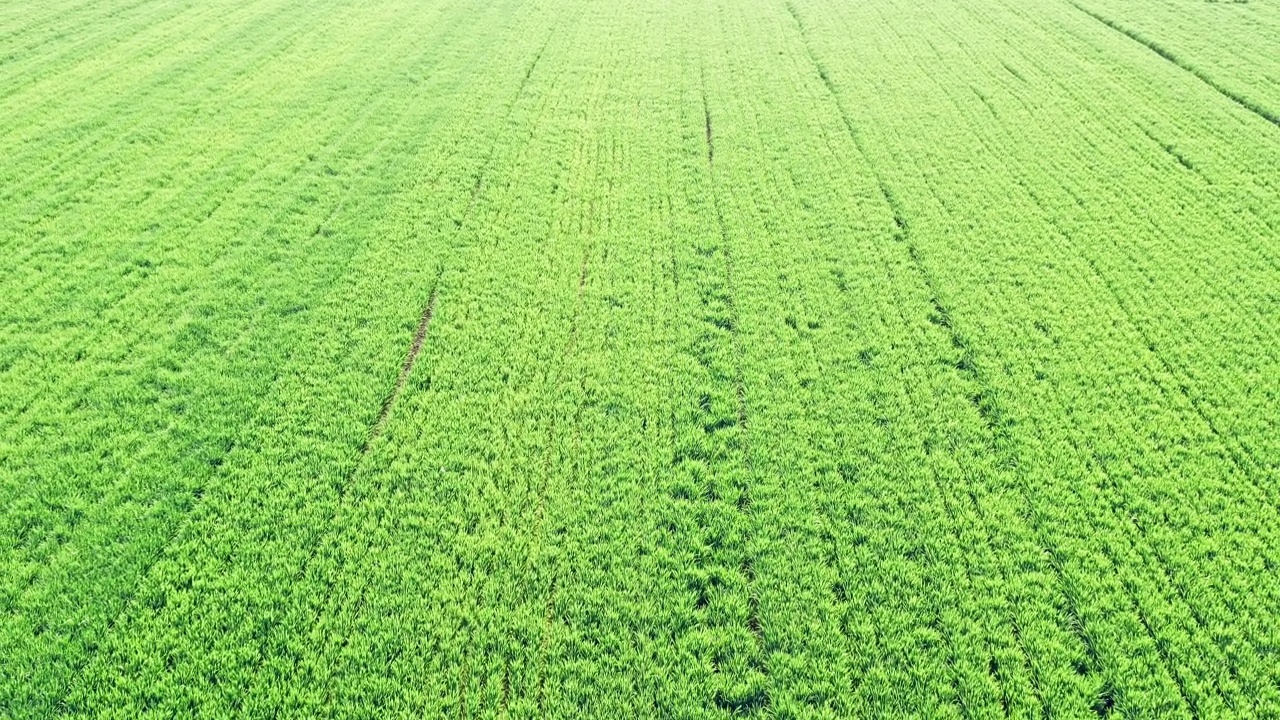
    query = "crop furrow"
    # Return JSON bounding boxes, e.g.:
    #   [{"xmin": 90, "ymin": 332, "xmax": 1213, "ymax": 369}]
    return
[
  {"xmin": 364, "ymin": 273, "xmax": 443, "ymax": 452},
  {"xmin": 1066, "ymin": 0, "xmax": 1280, "ymax": 128},
  {"xmin": 785, "ymin": 5, "xmax": 1100, "ymax": 712}
]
